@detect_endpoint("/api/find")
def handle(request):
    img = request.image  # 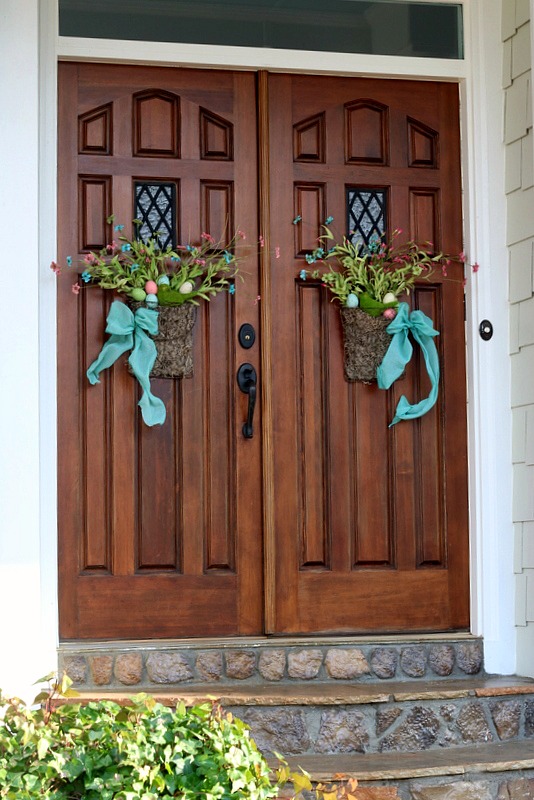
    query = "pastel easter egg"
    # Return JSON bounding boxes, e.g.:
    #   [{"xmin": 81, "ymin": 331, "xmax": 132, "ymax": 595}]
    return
[
  {"xmin": 145, "ymin": 280, "xmax": 158, "ymax": 295},
  {"xmin": 346, "ymin": 293, "xmax": 359, "ymax": 308},
  {"xmin": 130, "ymin": 288, "xmax": 146, "ymax": 302},
  {"xmin": 383, "ymin": 291, "xmax": 397, "ymax": 305},
  {"xmin": 146, "ymin": 293, "xmax": 158, "ymax": 306},
  {"xmin": 383, "ymin": 308, "xmax": 397, "ymax": 320},
  {"xmin": 157, "ymin": 274, "xmax": 170, "ymax": 286},
  {"xmin": 179, "ymin": 280, "xmax": 194, "ymax": 294}
]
